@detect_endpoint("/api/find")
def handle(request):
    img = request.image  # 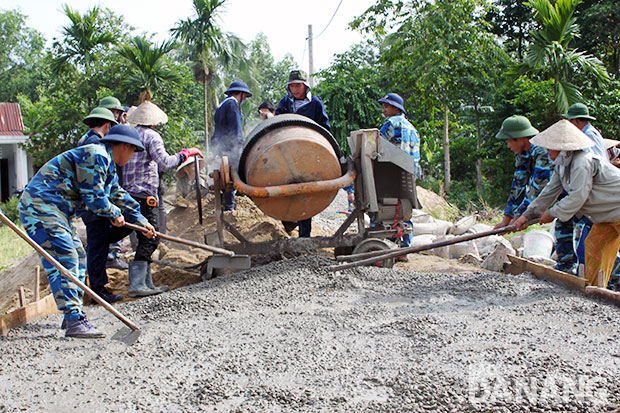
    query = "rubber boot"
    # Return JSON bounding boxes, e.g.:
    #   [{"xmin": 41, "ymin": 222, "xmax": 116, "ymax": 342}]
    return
[
  {"xmin": 145, "ymin": 263, "xmax": 169, "ymax": 293},
  {"xmin": 128, "ymin": 261, "xmax": 161, "ymax": 297}
]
